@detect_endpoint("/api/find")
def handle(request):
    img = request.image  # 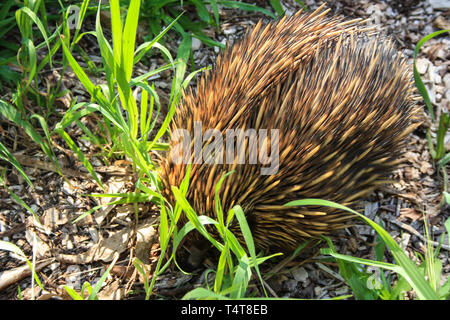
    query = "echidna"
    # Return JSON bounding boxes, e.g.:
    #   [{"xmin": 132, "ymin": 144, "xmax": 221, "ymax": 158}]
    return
[{"xmin": 158, "ymin": 5, "xmax": 421, "ymax": 251}]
